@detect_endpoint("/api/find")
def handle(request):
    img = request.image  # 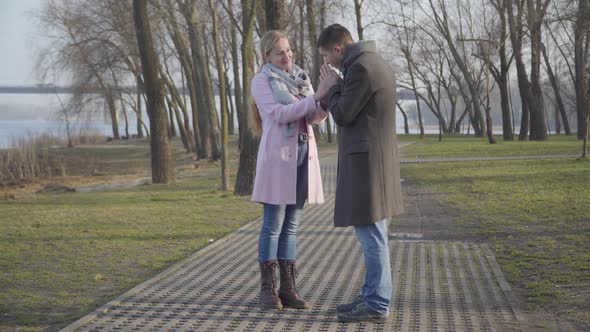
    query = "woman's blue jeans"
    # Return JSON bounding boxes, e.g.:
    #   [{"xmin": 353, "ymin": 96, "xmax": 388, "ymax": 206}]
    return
[{"xmin": 258, "ymin": 142, "xmax": 308, "ymax": 263}]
